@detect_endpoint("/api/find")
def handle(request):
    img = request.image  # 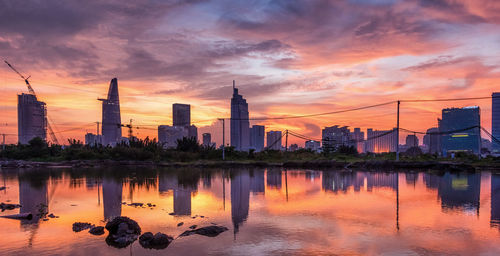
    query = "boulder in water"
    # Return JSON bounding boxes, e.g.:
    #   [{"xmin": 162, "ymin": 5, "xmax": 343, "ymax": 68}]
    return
[
  {"xmin": 179, "ymin": 225, "xmax": 228, "ymax": 237},
  {"xmin": 139, "ymin": 232, "xmax": 173, "ymax": 249},
  {"xmin": 73, "ymin": 222, "xmax": 94, "ymax": 232},
  {"xmin": 105, "ymin": 216, "xmax": 141, "ymax": 248},
  {"xmin": 0, "ymin": 202, "xmax": 21, "ymax": 211},
  {"xmin": 89, "ymin": 226, "xmax": 105, "ymax": 235}
]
